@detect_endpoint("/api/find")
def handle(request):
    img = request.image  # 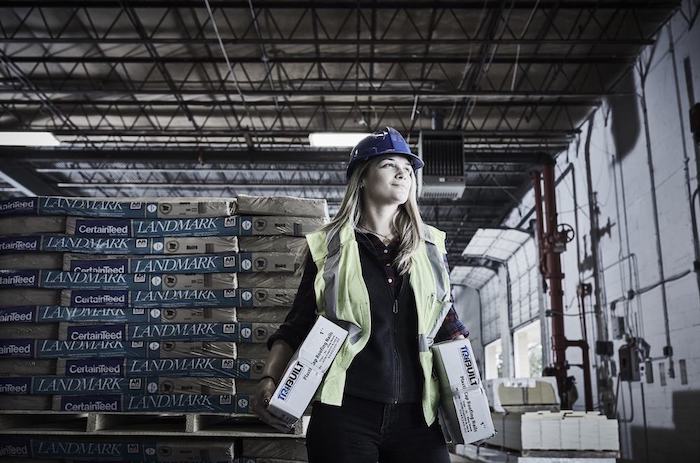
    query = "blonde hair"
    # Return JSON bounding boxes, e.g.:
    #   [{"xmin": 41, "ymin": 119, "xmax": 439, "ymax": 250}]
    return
[{"xmin": 320, "ymin": 156, "xmax": 425, "ymax": 275}]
